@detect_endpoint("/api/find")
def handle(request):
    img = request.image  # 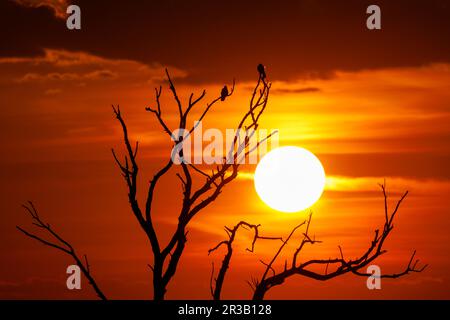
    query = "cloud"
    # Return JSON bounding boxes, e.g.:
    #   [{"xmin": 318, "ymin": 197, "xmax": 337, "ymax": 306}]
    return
[
  {"xmin": 0, "ymin": 49, "xmax": 187, "ymax": 84},
  {"xmin": 17, "ymin": 69, "xmax": 118, "ymax": 82},
  {"xmin": 2, "ymin": 1, "xmax": 450, "ymax": 83},
  {"xmin": 271, "ymin": 87, "xmax": 321, "ymax": 95},
  {"xmin": 238, "ymin": 172, "xmax": 450, "ymax": 195},
  {"xmin": 0, "ymin": 48, "xmax": 136, "ymax": 67},
  {"xmin": 325, "ymin": 176, "xmax": 450, "ymax": 195},
  {"xmin": 12, "ymin": 0, "xmax": 69, "ymax": 19},
  {"xmin": 396, "ymin": 276, "xmax": 445, "ymax": 286},
  {"xmin": 260, "ymin": 63, "xmax": 450, "ymax": 158}
]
